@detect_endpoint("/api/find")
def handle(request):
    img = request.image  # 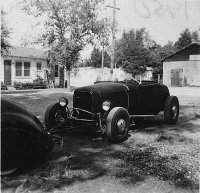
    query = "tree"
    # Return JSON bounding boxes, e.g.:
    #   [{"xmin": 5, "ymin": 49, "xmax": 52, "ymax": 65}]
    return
[
  {"xmin": 115, "ymin": 28, "xmax": 154, "ymax": 77},
  {"xmin": 175, "ymin": 28, "xmax": 200, "ymax": 51},
  {"xmin": 175, "ymin": 28, "xmax": 192, "ymax": 50},
  {"xmin": 22, "ymin": 0, "xmax": 108, "ymax": 90},
  {"xmin": 102, "ymin": 50, "xmax": 111, "ymax": 68},
  {"xmin": 174, "ymin": 28, "xmax": 200, "ymax": 50},
  {"xmin": 88, "ymin": 47, "xmax": 101, "ymax": 68},
  {"xmin": 87, "ymin": 47, "xmax": 110, "ymax": 68},
  {"xmin": 1, "ymin": 9, "xmax": 11, "ymax": 56},
  {"xmin": 191, "ymin": 31, "xmax": 200, "ymax": 43},
  {"xmin": 151, "ymin": 41, "xmax": 177, "ymax": 77}
]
